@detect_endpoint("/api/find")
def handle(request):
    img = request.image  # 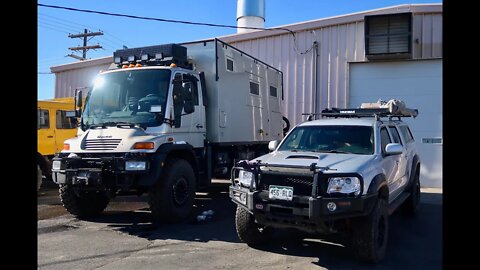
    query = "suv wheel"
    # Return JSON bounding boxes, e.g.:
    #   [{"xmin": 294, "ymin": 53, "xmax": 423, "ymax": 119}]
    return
[
  {"xmin": 402, "ymin": 169, "xmax": 421, "ymax": 217},
  {"xmin": 352, "ymin": 197, "xmax": 389, "ymax": 263},
  {"xmin": 235, "ymin": 206, "xmax": 272, "ymax": 247}
]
